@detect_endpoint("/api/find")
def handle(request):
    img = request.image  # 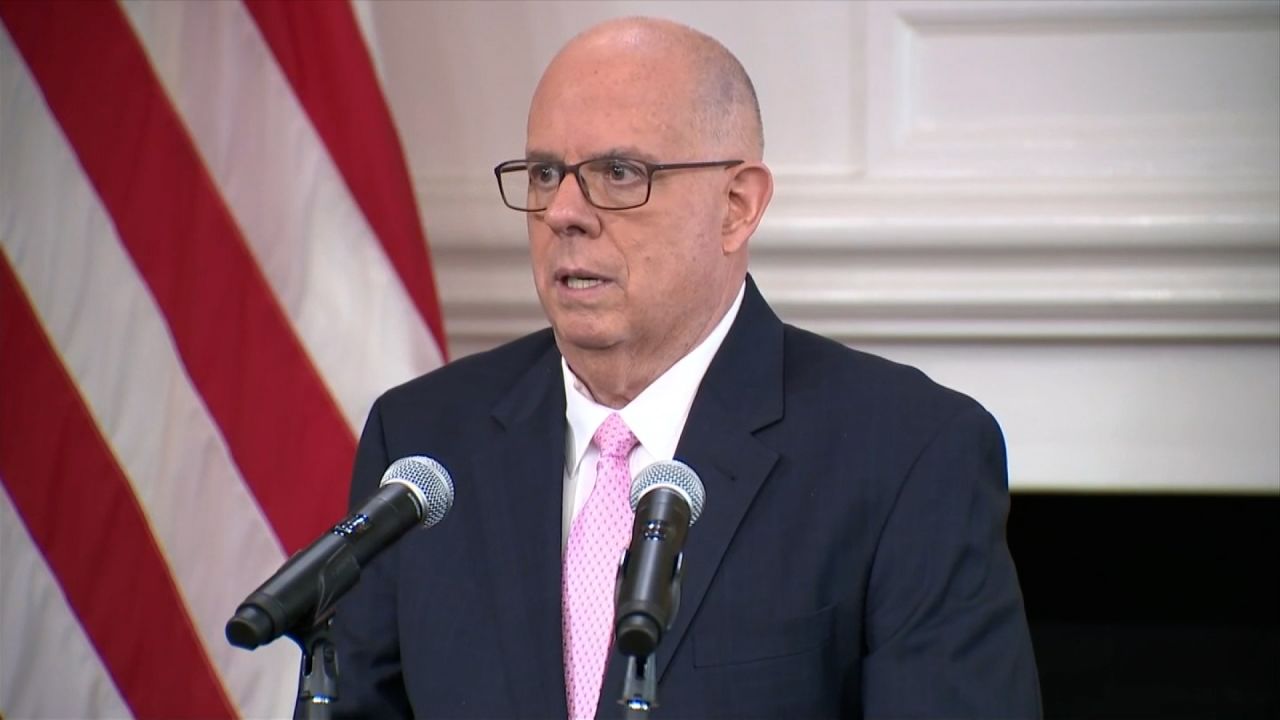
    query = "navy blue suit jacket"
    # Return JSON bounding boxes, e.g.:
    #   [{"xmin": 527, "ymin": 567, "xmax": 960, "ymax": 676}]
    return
[{"xmin": 333, "ymin": 277, "xmax": 1041, "ymax": 718}]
